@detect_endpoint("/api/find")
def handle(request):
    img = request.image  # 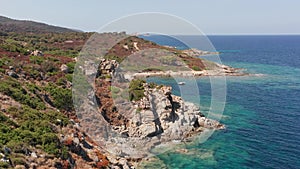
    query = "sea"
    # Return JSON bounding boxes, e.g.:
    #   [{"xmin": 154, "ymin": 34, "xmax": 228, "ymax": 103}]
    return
[{"xmin": 137, "ymin": 35, "xmax": 300, "ymax": 169}]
